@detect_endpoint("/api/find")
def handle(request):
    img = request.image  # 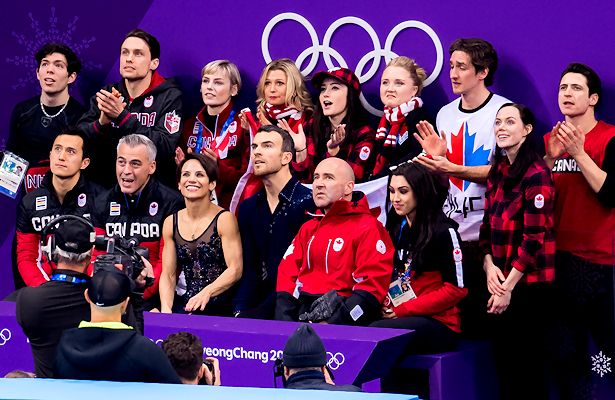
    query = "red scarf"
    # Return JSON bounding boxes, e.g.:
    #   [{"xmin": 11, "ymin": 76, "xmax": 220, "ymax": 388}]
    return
[
  {"xmin": 376, "ymin": 97, "xmax": 423, "ymax": 148},
  {"xmin": 264, "ymin": 102, "xmax": 305, "ymax": 132}
]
